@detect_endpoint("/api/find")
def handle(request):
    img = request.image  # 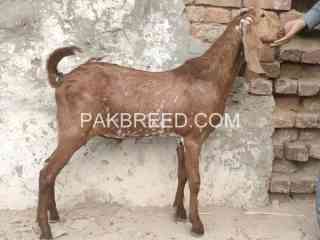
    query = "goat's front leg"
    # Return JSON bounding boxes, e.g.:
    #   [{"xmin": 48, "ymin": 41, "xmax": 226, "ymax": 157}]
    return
[
  {"xmin": 184, "ymin": 137, "xmax": 204, "ymax": 235},
  {"xmin": 173, "ymin": 142, "xmax": 187, "ymax": 220}
]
